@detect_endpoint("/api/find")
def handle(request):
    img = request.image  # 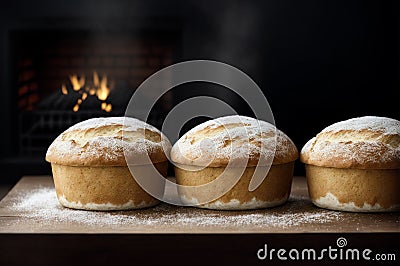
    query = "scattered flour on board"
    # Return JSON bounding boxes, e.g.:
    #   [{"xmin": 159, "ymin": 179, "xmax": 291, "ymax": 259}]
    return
[{"xmin": 9, "ymin": 187, "xmax": 343, "ymax": 228}]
